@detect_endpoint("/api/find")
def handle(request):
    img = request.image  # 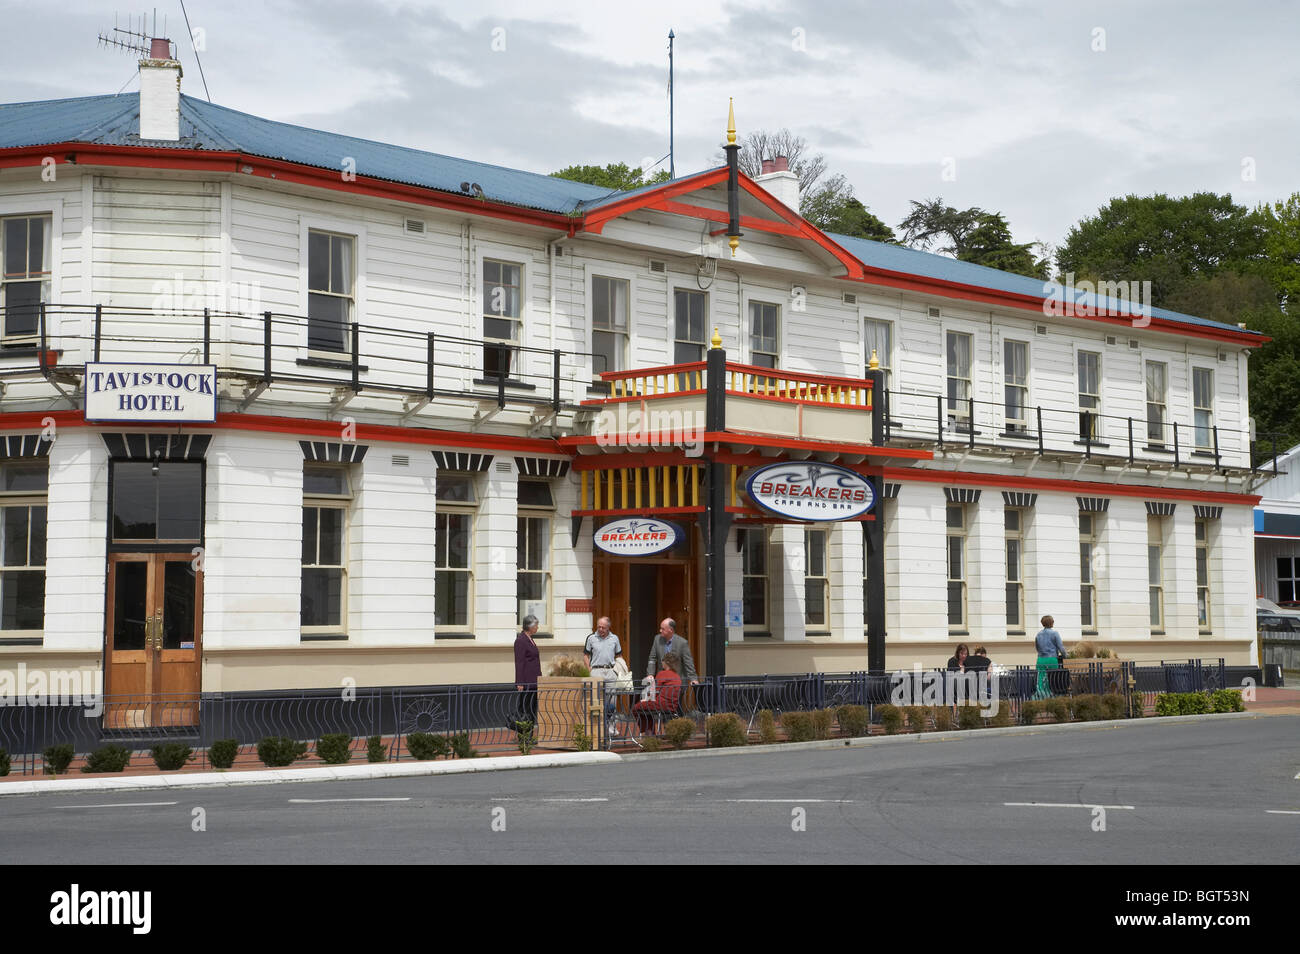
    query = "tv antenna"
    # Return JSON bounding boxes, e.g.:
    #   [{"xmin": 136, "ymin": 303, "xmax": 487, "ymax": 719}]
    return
[{"xmin": 97, "ymin": 11, "xmax": 170, "ymax": 59}]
